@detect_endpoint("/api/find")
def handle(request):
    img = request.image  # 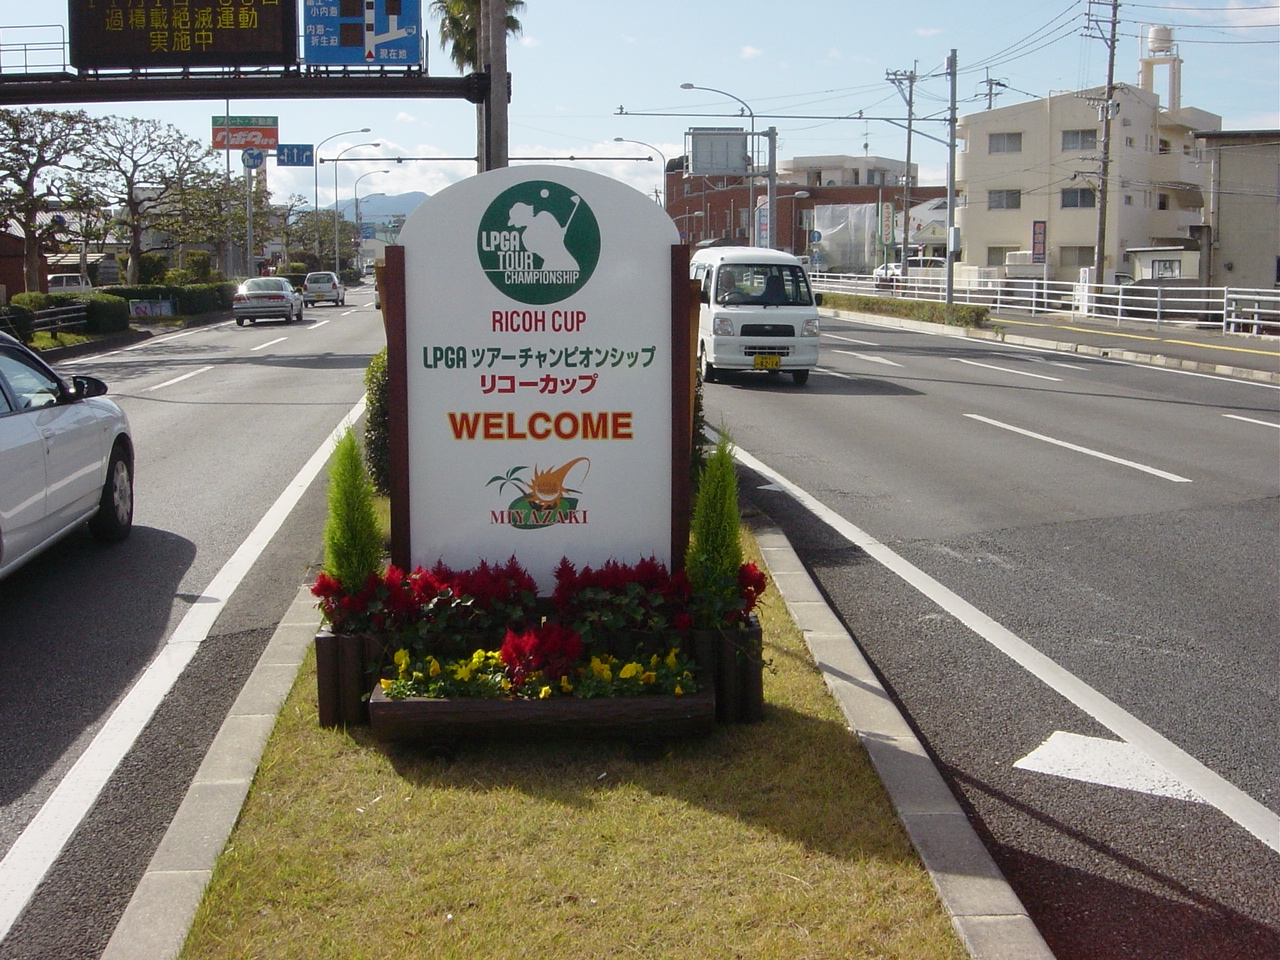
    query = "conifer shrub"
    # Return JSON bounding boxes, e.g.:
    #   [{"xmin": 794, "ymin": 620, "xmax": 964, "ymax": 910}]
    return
[
  {"xmin": 323, "ymin": 428, "xmax": 385, "ymax": 594},
  {"xmin": 363, "ymin": 348, "xmax": 390, "ymax": 495},
  {"xmin": 685, "ymin": 434, "xmax": 744, "ymax": 627}
]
